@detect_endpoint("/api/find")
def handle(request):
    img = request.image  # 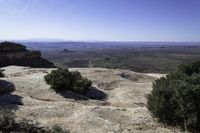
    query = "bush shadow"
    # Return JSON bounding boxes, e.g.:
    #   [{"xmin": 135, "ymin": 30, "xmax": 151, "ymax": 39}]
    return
[
  {"xmin": 0, "ymin": 80, "xmax": 23, "ymax": 111},
  {"xmin": 84, "ymin": 87, "xmax": 107, "ymax": 100},
  {"xmin": 57, "ymin": 86, "xmax": 107, "ymax": 101}
]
